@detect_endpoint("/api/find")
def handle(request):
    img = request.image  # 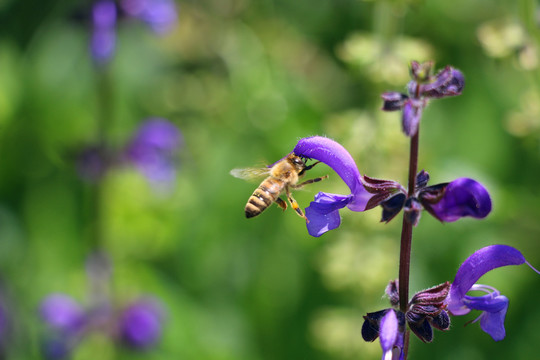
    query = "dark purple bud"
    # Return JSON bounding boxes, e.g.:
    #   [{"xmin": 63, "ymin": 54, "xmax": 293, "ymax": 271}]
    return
[
  {"xmin": 409, "ymin": 282, "xmax": 450, "ymax": 306},
  {"xmin": 380, "ymin": 193, "xmax": 406, "ymax": 223},
  {"xmin": 119, "ymin": 298, "xmax": 164, "ymax": 349},
  {"xmin": 418, "ymin": 182, "xmax": 448, "ymax": 206},
  {"xmin": 404, "ymin": 197, "xmax": 422, "ymax": 226},
  {"xmin": 415, "ymin": 170, "xmax": 430, "ymax": 189},
  {"xmin": 361, "ymin": 309, "xmax": 389, "ymax": 342},
  {"xmin": 409, "ymin": 61, "xmax": 434, "ymax": 83},
  {"xmin": 385, "ymin": 280, "xmax": 399, "ymax": 307},
  {"xmin": 426, "ymin": 178, "xmax": 491, "ymax": 222},
  {"xmin": 419, "ymin": 66, "xmax": 465, "ymax": 98},
  {"xmin": 361, "ymin": 175, "xmax": 406, "ymax": 211},
  {"xmin": 40, "ymin": 294, "xmax": 86, "ymax": 333},
  {"xmin": 431, "ymin": 310, "xmax": 450, "ymax": 331},
  {"xmin": 408, "ymin": 318, "xmax": 433, "ymax": 343},
  {"xmin": 381, "ymin": 92, "xmax": 408, "ymax": 111},
  {"xmin": 408, "ymin": 304, "xmax": 440, "ymax": 317},
  {"xmin": 402, "ymin": 100, "xmax": 422, "ymax": 137}
]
